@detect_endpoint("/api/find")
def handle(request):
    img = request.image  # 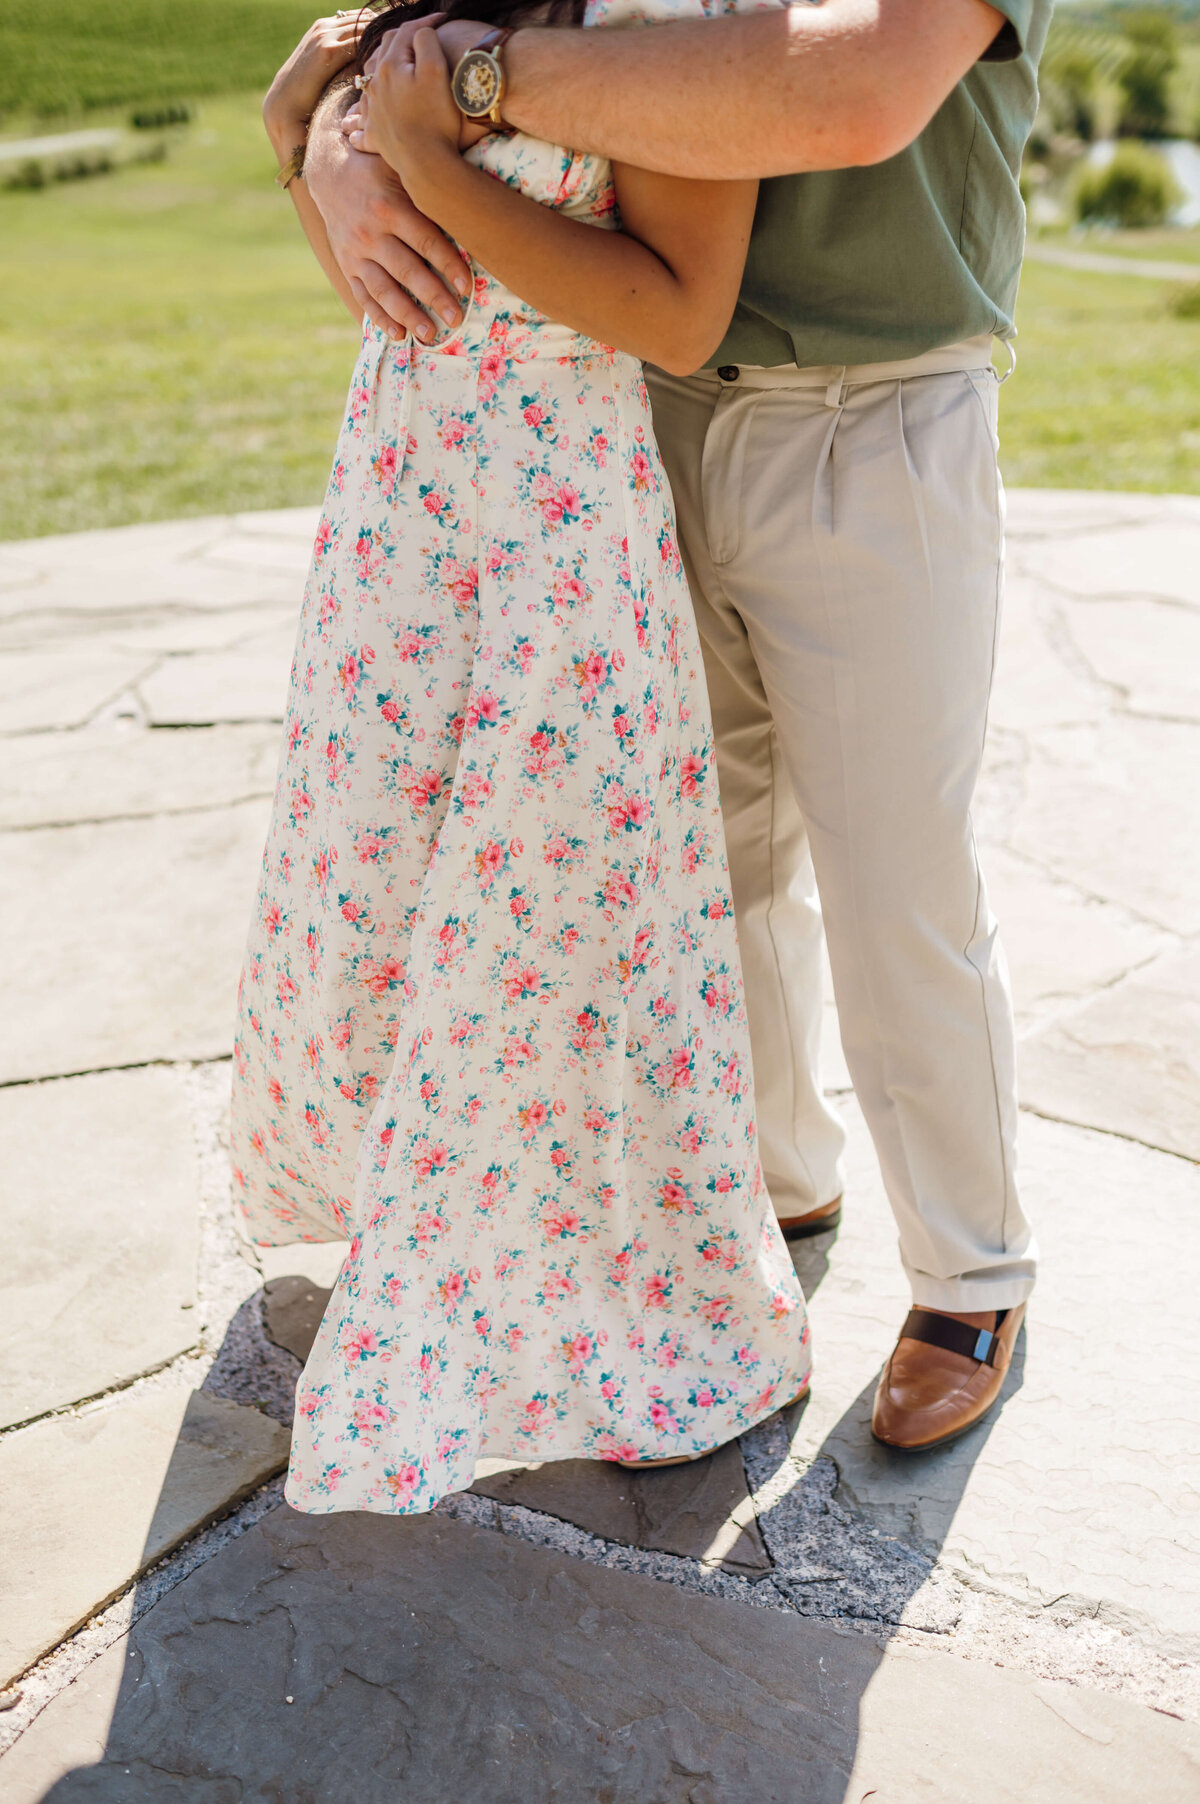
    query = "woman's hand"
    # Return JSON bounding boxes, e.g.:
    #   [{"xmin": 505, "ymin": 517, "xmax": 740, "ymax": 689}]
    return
[
  {"xmin": 342, "ymin": 12, "xmax": 493, "ymax": 153},
  {"xmin": 346, "ymin": 26, "xmax": 469, "ymax": 199},
  {"xmin": 263, "ymin": 14, "xmax": 363, "ymax": 158}
]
